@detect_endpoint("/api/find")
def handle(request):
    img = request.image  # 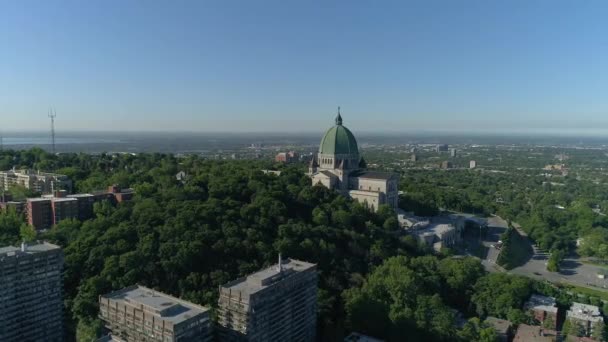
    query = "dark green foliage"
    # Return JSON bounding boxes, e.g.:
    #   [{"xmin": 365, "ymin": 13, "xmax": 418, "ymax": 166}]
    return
[
  {"xmin": 0, "ymin": 208, "xmax": 24, "ymax": 246},
  {"xmin": 496, "ymin": 227, "xmax": 533, "ymax": 270},
  {"xmin": 471, "ymin": 273, "xmax": 533, "ymax": 319},
  {"xmin": 0, "ymin": 149, "xmax": 409, "ymax": 340},
  {"xmin": 344, "ymin": 255, "xmax": 487, "ymax": 341}
]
